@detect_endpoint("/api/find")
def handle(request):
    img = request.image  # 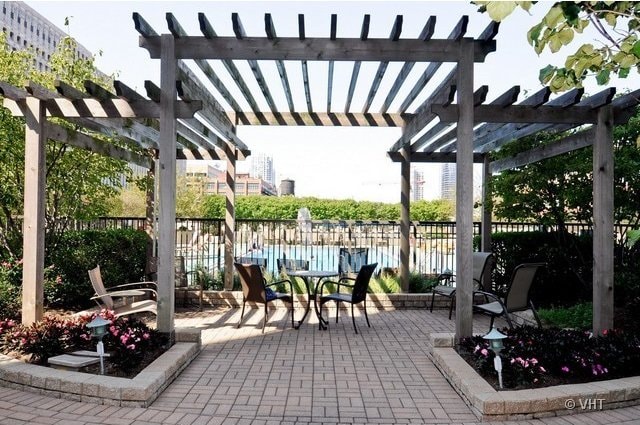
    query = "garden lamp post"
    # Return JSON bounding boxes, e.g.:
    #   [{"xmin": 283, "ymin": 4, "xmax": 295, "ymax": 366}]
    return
[
  {"xmin": 86, "ymin": 316, "xmax": 111, "ymax": 375},
  {"xmin": 483, "ymin": 327, "xmax": 507, "ymax": 389}
]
